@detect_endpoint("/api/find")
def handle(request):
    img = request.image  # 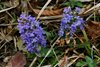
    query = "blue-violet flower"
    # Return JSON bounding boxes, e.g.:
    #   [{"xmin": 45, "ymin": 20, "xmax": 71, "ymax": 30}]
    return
[
  {"xmin": 17, "ymin": 13, "xmax": 46, "ymax": 53},
  {"xmin": 59, "ymin": 7, "xmax": 84, "ymax": 38}
]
